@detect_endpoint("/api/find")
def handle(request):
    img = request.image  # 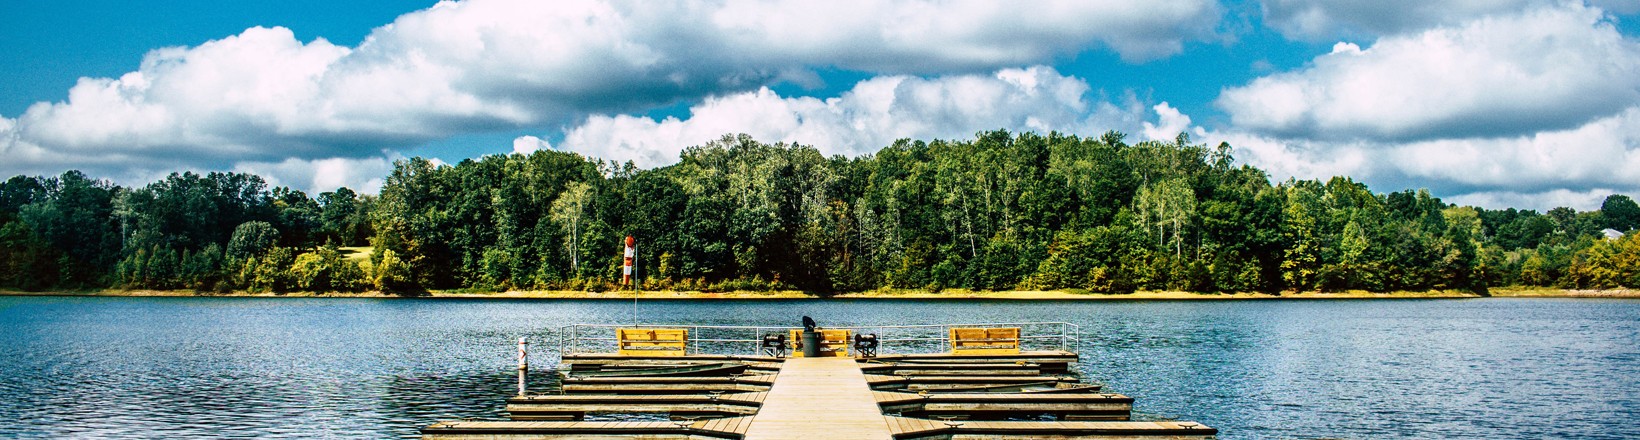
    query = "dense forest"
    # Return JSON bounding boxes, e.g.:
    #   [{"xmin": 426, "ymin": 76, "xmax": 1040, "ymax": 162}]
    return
[{"xmin": 3, "ymin": 130, "xmax": 1639, "ymax": 295}]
